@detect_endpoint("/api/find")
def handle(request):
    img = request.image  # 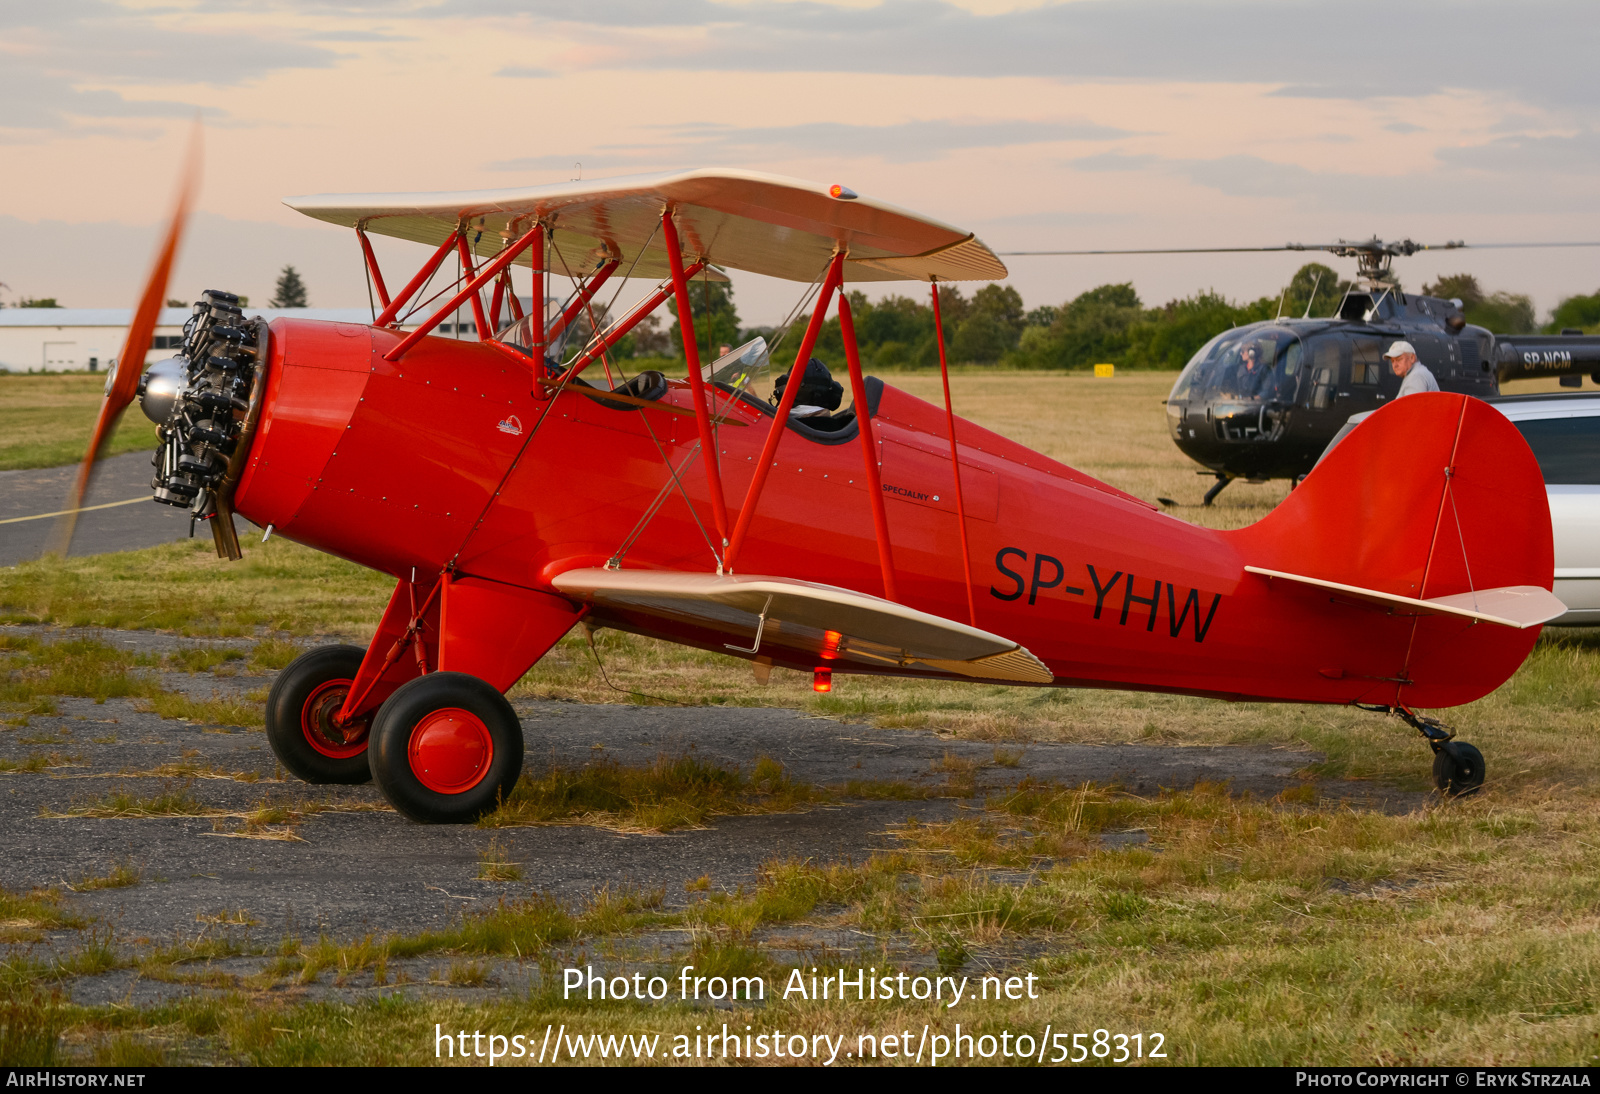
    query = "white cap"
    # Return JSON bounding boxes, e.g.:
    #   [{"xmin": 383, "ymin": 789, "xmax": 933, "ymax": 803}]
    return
[{"xmin": 1383, "ymin": 340, "xmax": 1416, "ymax": 359}]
